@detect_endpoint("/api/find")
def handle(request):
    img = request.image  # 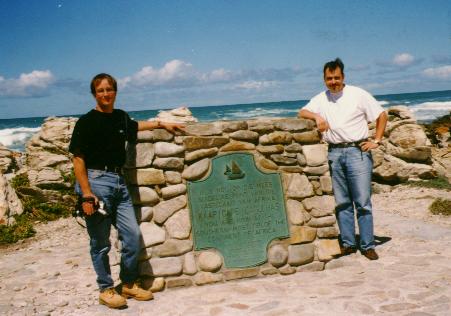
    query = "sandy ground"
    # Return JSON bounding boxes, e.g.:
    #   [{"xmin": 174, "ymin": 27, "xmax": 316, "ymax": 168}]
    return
[{"xmin": 0, "ymin": 185, "xmax": 450, "ymax": 316}]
